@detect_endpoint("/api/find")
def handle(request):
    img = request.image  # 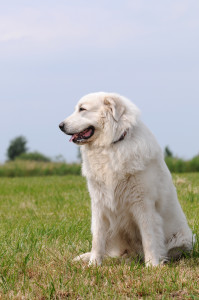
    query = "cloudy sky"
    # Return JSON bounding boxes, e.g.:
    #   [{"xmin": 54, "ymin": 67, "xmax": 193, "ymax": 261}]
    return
[{"xmin": 0, "ymin": 0, "xmax": 198, "ymax": 163}]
